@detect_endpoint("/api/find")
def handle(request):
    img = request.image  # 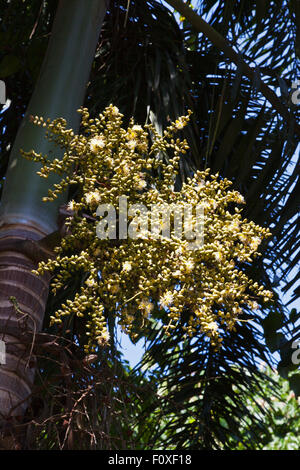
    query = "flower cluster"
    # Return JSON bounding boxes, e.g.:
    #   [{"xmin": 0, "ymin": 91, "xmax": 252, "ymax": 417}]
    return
[{"xmin": 23, "ymin": 105, "xmax": 272, "ymax": 352}]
